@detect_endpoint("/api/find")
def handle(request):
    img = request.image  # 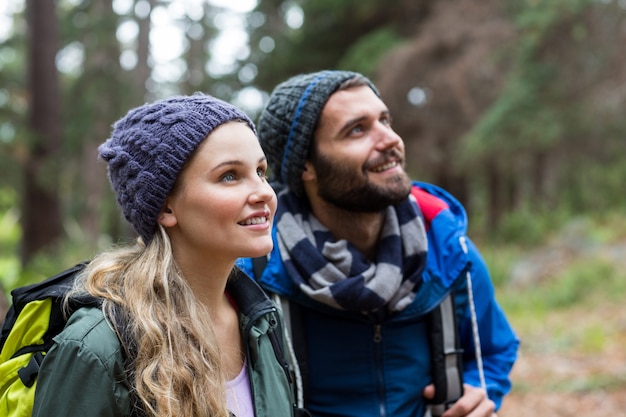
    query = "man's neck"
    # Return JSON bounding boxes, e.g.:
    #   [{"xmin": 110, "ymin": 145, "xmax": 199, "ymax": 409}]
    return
[{"xmin": 309, "ymin": 198, "xmax": 385, "ymax": 260}]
